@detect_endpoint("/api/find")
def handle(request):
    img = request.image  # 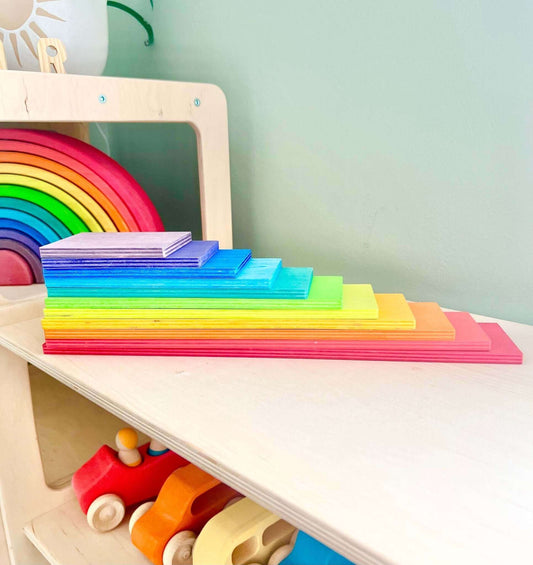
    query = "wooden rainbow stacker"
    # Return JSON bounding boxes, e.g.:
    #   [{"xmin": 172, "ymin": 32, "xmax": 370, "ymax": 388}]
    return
[{"xmin": 40, "ymin": 232, "xmax": 522, "ymax": 364}]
